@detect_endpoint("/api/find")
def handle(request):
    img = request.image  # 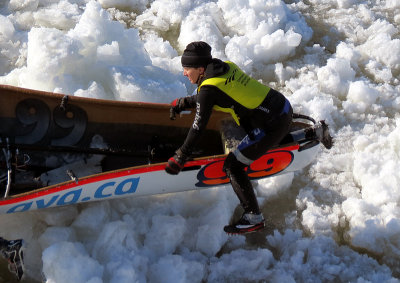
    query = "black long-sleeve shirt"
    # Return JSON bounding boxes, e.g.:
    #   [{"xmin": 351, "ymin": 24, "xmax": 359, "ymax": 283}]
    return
[{"xmin": 179, "ymin": 59, "xmax": 286, "ymax": 156}]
